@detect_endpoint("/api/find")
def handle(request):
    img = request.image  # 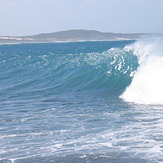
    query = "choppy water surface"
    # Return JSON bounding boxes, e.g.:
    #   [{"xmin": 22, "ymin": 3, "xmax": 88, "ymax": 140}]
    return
[{"xmin": 1, "ymin": 40, "xmax": 163, "ymax": 163}]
